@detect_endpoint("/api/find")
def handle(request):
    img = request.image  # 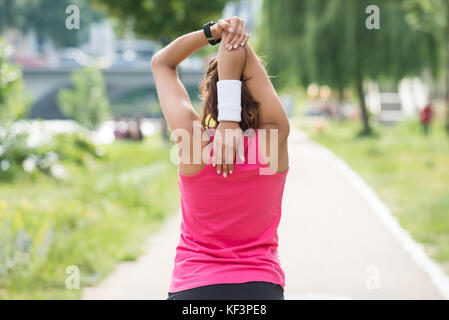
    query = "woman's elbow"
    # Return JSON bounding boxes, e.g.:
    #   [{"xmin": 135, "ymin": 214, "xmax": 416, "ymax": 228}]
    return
[
  {"xmin": 151, "ymin": 52, "xmax": 176, "ymax": 71},
  {"xmin": 265, "ymin": 119, "xmax": 290, "ymax": 142},
  {"xmin": 280, "ymin": 119, "xmax": 290, "ymax": 141},
  {"xmin": 151, "ymin": 53, "xmax": 162, "ymax": 69}
]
